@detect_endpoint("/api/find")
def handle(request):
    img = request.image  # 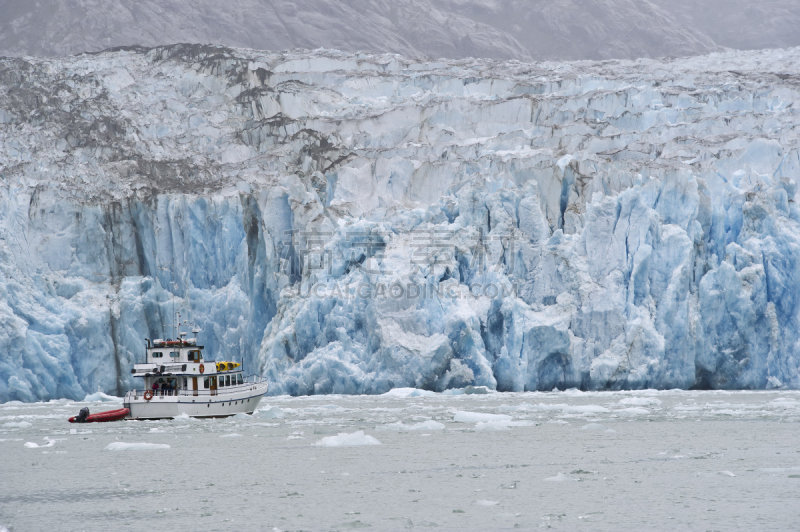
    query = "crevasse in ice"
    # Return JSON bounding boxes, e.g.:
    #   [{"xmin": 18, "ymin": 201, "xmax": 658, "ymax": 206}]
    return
[{"xmin": 1, "ymin": 44, "xmax": 799, "ymax": 401}]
